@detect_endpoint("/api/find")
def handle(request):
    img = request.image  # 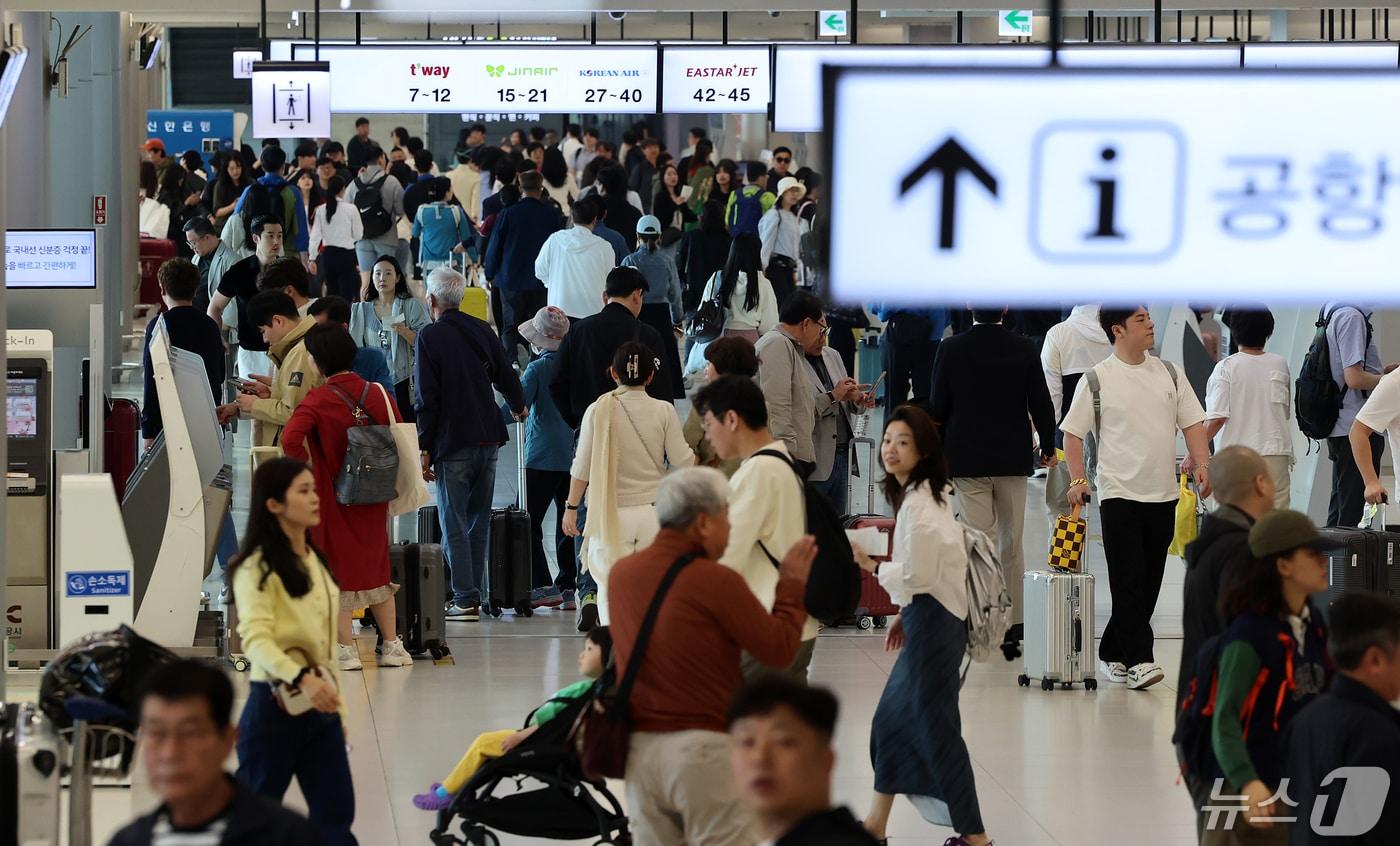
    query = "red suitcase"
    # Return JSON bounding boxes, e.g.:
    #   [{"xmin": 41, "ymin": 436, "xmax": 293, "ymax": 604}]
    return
[
  {"xmin": 837, "ymin": 436, "xmax": 900, "ymax": 630},
  {"xmin": 105, "ymin": 397, "xmax": 140, "ymax": 500},
  {"xmin": 139, "ymin": 238, "xmax": 177, "ymax": 308}
]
